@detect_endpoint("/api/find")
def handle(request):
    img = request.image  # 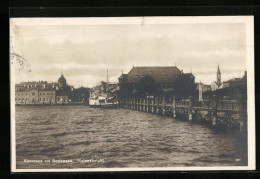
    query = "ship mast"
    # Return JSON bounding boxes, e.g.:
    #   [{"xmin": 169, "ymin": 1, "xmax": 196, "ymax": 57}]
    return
[
  {"xmin": 107, "ymin": 68, "xmax": 109, "ymax": 92},
  {"xmin": 107, "ymin": 68, "xmax": 108, "ymax": 84}
]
